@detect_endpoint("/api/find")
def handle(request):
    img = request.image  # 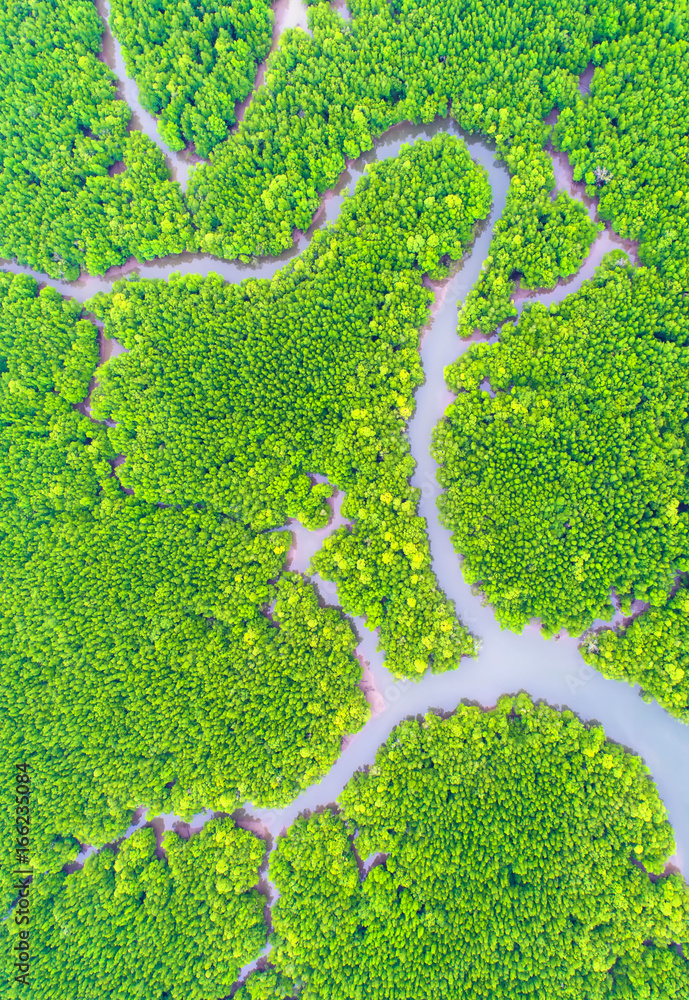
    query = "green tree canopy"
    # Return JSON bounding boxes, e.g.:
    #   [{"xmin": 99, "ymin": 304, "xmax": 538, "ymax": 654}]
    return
[
  {"xmin": 109, "ymin": 0, "xmax": 274, "ymax": 156},
  {"xmin": 434, "ymin": 254, "xmax": 689, "ymax": 650},
  {"xmin": 89, "ymin": 135, "xmax": 491, "ymax": 676},
  {"xmin": 458, "ymin": 147, "xmax": 601, "ymax": 337},
  {"xmin": 555, "ymin": 0, "xmax": 689, "ymax": 284},
  {"xmin": 5, "ymin": 819, "xmax": 268, "ymax": 1000},
  {"xmin": 0, "ymin": 0, "xmax": 194, "ymax": 279},
  {"xmin": 270, "ymin": 695, "xmax": 689, "ymax": 999},
  {"xmin": 187, "ymin": 0, "xmax": 639, "ymax": 260},
  {"xmin": 0, "ymin": 271, "xmax": 367, "ymax": 904},
  {"xmin": 582, "ymin": 584, "xmax": 689, "ymax": 724}
]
